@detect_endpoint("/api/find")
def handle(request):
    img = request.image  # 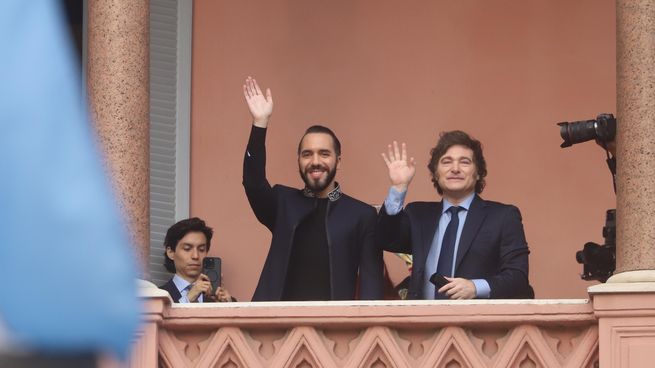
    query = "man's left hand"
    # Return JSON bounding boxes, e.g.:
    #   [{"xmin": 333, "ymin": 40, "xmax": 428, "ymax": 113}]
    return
[
  {"xmin": 439, "ymin": 277, "xmax": 476, "ymax": 299},
  {"xmin": 215, "ymin": 287, "xmax": 233, "ymax": 303}
]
